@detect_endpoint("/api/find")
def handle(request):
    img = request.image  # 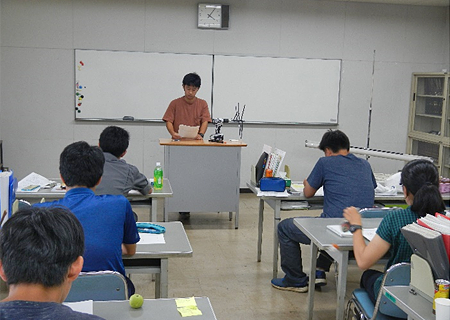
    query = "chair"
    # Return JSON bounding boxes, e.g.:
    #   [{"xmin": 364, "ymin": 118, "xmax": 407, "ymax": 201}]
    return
[
  {"xmin": 344, "ymin": 262, "xmax": 410, "ymax": 320},
  {"xmin": 64, "ymin": 271, "xmax": 128, "ymax": 302},
  {"xmin": 359, "ymin": 207, "xmax": 398, "ymax": 218}
]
